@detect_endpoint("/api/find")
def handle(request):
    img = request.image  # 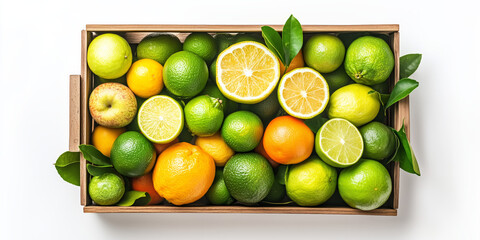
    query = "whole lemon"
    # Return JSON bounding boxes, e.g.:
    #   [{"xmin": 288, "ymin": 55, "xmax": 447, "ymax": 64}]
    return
[{"xmin": 87, "ymin": 33, "xmax": 132, "ymax": 79}]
